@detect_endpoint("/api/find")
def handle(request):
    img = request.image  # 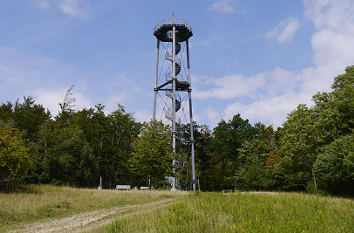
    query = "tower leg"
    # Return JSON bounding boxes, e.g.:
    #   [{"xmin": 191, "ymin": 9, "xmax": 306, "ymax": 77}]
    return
[
  {"xmin": 153, "ymin": 40, "xmax": 160, "ymax": 121},
  {"xmin": 188, "ymin": 91, "xmax": 196, "ymax": 191},
  {"xmin": 153, "ymin": 91, "xmax": 157, "ymax": 121},
  {"xmin": 171, "ymin": 25, "xmax": 177, "ymax": 190},
  {"xmin": 186, "ymin": 40, "xmax": 196, "ymax": 191}
]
